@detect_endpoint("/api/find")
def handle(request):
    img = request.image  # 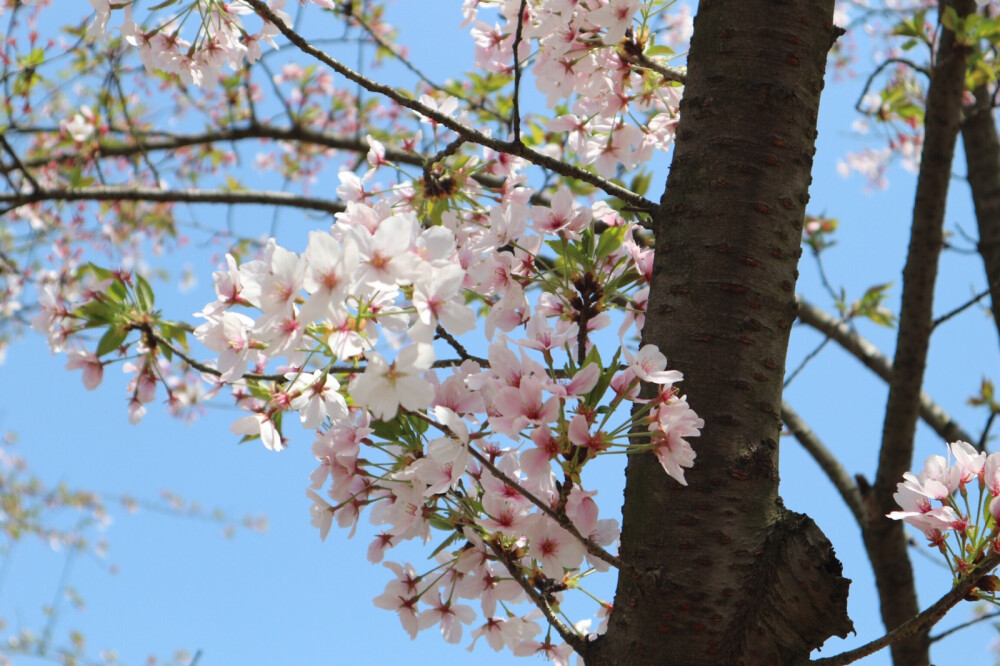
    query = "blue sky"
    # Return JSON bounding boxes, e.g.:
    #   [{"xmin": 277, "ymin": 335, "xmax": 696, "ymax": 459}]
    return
[{"xmin": 2, "ymin": 2, "xmax": 1000, "ymax": 665}]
